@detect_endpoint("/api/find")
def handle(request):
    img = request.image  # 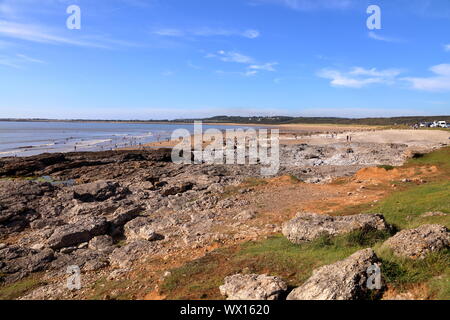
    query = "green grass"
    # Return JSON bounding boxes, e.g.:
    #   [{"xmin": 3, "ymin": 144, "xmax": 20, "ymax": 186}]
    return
[
  {"xmin": 366, "ymin": 181, "xmax": 450, "ymax": 229},
  {"xmin": 160, "ymin": 230, "xmax": 391, "ymax": 300},
  {"xmin": 375, "ymin": 246, "xmax": 450, "ymax": 299},
  {"xmin": 406, "ymin": 146, "xmax": 450, "ymax": 170},
  {"xmin": 0, "ymin": 275, "xmax": 44, "ymax": 300},
  {"xmin": 161, "ymin": 147, "xmax": 450, "ymax": 300}
]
